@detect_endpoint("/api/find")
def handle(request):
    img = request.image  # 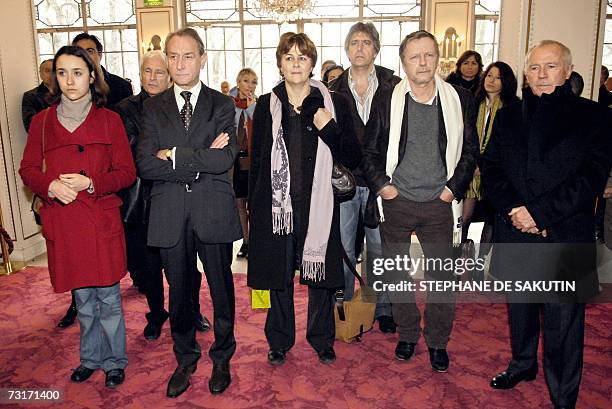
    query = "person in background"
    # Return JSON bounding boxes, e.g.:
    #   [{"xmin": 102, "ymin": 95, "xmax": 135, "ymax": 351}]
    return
[
  {"xmin": 19, "ymin": 45, "xmax": 136, "ymax": 388},
  {"xmin": 22, "ymin": 59, "xmax": 53, "ymax": 133},
  {"xmin": 568, "ymin": 71, "xmax": 584, "ymax": 96},
  {"xmin": 598, "ymin": 65, "xmax": 612, "ymax": 107},
  {"xmin": 72, "ymin": 32, "xmax": 133, "ymax": 110},
  {"xmin": 446, "ymin": 50, "xmax": 483, "ymax": 94},
  {"xmin": 116, "ymin": 50, "xmax": 211, "ymax": 341},
  {"xmin": 322, "ymin": 64, "xmax": 344, "ymax": 86},
  {"xmin": 461, "ymin": 61, "xmax": 519, "ymax": 280},
  {"xmin": 320, "ymin": 59, "xmax": 337, "ymax": 79},
  {"xmin": 232, "ymin": 68, "xmax": 258, "ymax": 258},
  {"xmin": 221, "ymin": 80, "xmax": 230, "ymax": 96},
  {"xmin": 330, "ymin": 21, "xmax": 401, "ymax": 334},
  {"xmin": 247, "ymin": 32, "xmax": 361, "ymax": 367}
]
